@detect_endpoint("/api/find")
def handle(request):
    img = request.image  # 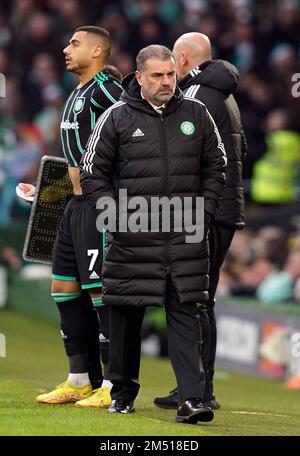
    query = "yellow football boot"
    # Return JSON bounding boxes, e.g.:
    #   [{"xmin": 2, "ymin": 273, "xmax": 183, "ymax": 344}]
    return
[
  {"xmin": 36, "ymin": 381, "xmax": 92, "ymax": 404},
  {"xmin": 75, "ymin": 386, "xmax": 112, "ymax": 408}
]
